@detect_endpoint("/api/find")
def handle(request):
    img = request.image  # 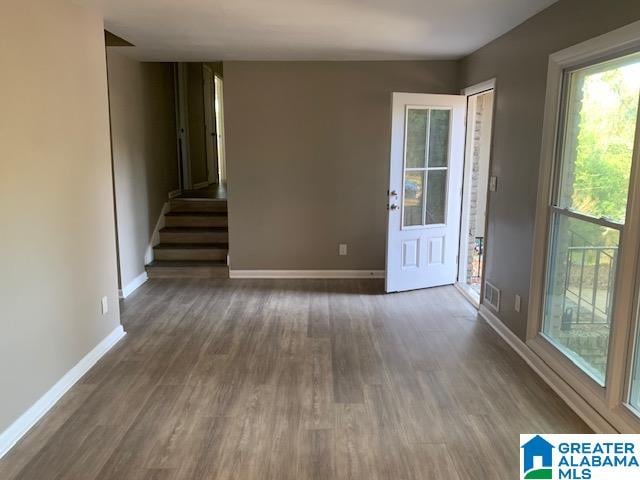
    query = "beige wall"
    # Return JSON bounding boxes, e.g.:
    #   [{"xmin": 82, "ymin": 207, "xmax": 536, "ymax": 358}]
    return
[
  {"xmin": 223, "ymin": 61, "xmax": 458, "ymax": 270},
  {"xmin": 106, "ymin": 50, "xmax": 179, "ymax": 288},
  {"xmin": 459, "ymin": 0, "xmax": 640, "ymax": 339},
  {"xmin": 0, "ymin": 0, "xmax": 121, "ymax": 433}
]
